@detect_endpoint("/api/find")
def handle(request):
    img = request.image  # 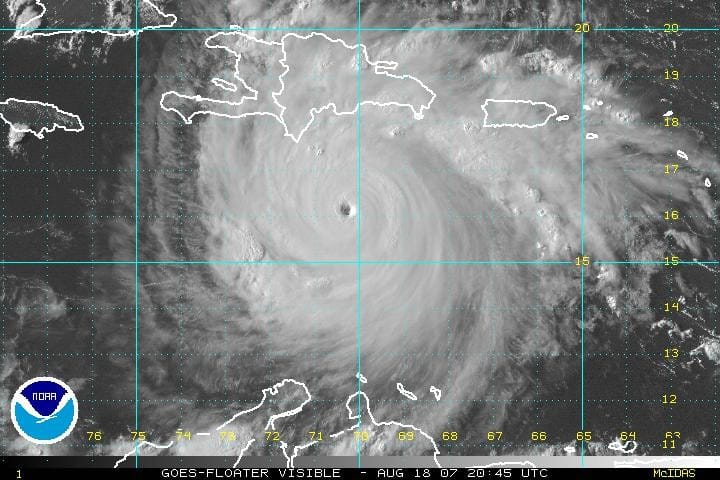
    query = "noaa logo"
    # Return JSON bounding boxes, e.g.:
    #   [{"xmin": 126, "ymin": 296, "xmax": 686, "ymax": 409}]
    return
[{"xmin": 11, "ymin": 377, "xmax": 78, "ymax": 444}]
